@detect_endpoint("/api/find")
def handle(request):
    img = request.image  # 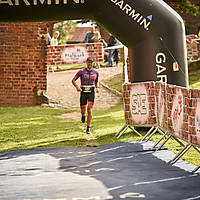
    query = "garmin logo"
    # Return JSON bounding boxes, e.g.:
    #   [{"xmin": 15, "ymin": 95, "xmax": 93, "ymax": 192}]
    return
[
  {"xmin": 110, "ymin": 0, "xmax": 152, "ymax": 31},
  {"xmin": 156, "ymin": 52, "xmax": 167, "ymax": 83},
  {"xmin": 0, "ymin": 0, "xmax": 84, "ymax": 6}
]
